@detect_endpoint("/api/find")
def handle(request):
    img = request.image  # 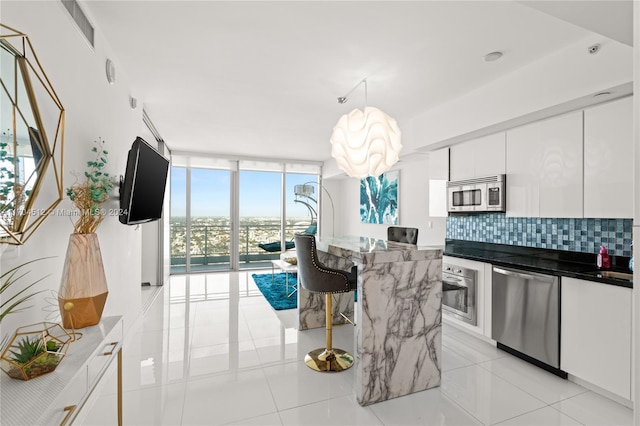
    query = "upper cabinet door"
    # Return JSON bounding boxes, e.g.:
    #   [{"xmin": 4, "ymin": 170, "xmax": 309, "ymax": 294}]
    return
[
  {"xmin": 583, "ymin": 97, "xmax": 633, "ymax": 219},
  {"xmin": 450, "ymin": 142, "xmax": 475, "ymax": 180},
  {"xmin": 428, "ymin": 147, "xmax": 449, "ymax": 217},
  {"xmin": 537, "ymin": 111, "xmax": 583, "ymax": 218},
  {"xmin": 450, "ymin": 133, "xmax": 506, "ymax": 181},
  {"xmin": 474, "ymin": 133, "xmax": 506, "ymax": 178},
  {"xmin": 506, "ymin": 111, "xmax": 583, "ymax": 218},
  {"xmin": 506, "ymin": 122, "xmax": 541, "ymax": 217}
]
